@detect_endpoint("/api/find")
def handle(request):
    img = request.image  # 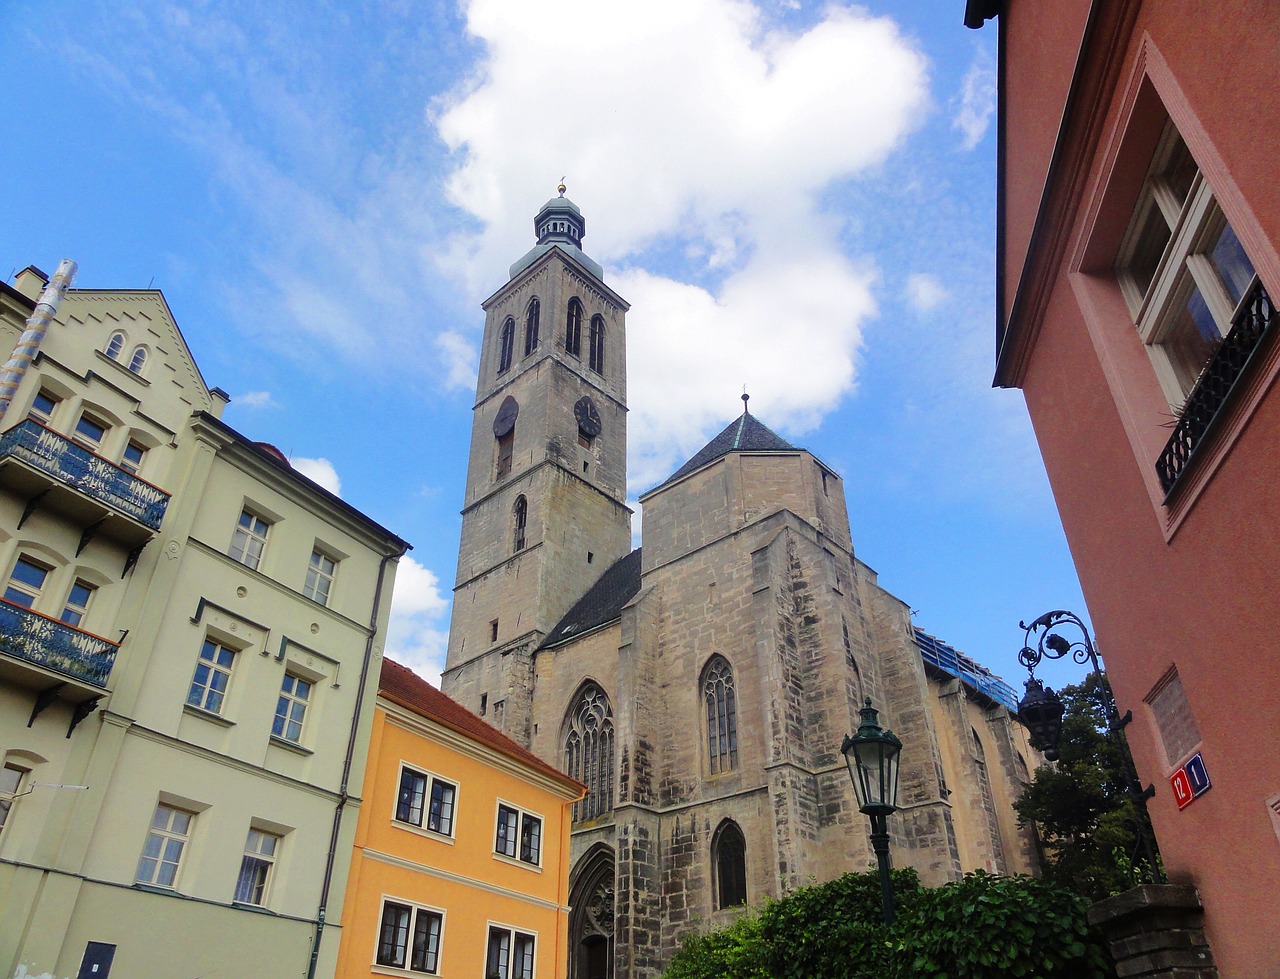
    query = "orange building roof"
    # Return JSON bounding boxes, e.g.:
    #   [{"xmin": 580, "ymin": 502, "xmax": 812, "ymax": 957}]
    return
[{"xmin": 379, "ymin": 658, "xmax": 585, "ymax": 795}]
